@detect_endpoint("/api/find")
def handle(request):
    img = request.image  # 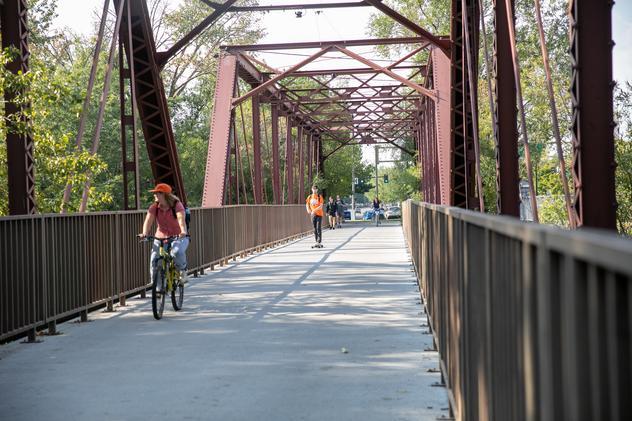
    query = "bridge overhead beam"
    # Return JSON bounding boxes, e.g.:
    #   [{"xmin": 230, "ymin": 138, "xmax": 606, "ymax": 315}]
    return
[
  {"xmin": 223, "ymin": 37, "xmax": 437, "ymax": 52},
  {"xmin": 1, "ymin": 0, "xmax": 36, "ymax": 215},
  {"xmin": 200, "ymin": 1, "xmax": 373, "ymax": 12},
  {"xmin": 263, "ymin": 64, "xmax": 426, "ymax": 78},
  {"xmin": 569, "ymin": 0, "xmax": 616, "ymax": 230}
]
